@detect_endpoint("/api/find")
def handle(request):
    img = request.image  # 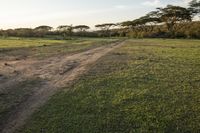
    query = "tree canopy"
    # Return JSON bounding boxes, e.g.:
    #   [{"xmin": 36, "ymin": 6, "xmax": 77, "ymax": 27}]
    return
[
  {"xmin": 189, "ymin": 0, "xmax": 200, "ymax": 18},
  {"xmin": 34, "ymin": 25, "xmax": 53, "ymax": 31},
  {"xmin": 95, "ymin": 23, "xmax": 116, "ymax": 30},
  {"xmin": 73, "ymin": 25, "xmax": 90, "ymax": 32},
  {"xmin": 0, "ymin": 1, "xmax": 199, "ymax": 39}
]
